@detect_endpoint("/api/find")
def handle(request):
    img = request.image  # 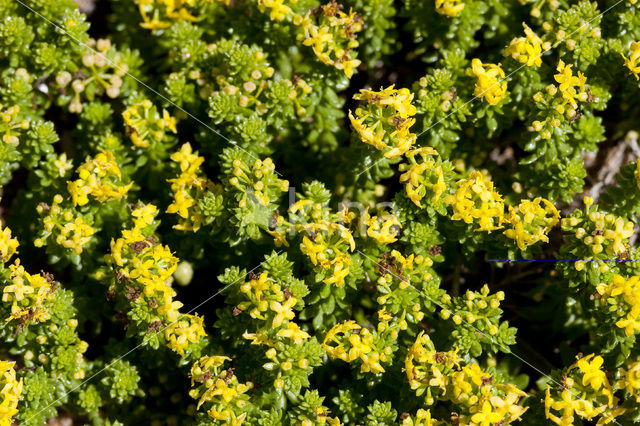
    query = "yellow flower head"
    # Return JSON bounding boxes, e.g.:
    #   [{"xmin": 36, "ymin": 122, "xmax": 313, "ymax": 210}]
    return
[
  {"xmin": 504, "ymin": 23, "xmax": 544, "ymax": 67},
  {"xmin": 363, "ymin": 211, "xmax": 402, "ymax": 244},
  {"xmin": 0, "ymin": 360, "xmax": 22, "ymax": 426},
  {"xmin": 350, "ymin": 86, "xmax": 418, "ymax": 158},
  {"xmin": 503, "ymin": 197, "xmax": 559, "ymax": 250},
  {"xmin": 444, "ymin": 171, "xmax": 505, "ymax": 232},
  {"xmin": 554, "ymin": 60, "xmax": 587, "ymax": 109},
  {"xmin": 468, "ymin": 59, "xmax": 508, "ymax": 105},
  {"xmin": 622, "ymin": 41, "xmax": 640, "ymax": 80},
  {"xmin": 399, "ymin": 148, "xmax": 446, "ymax": 207},
  {"xmin": 165, "ymin": 314, "xmax": 207, "ymax": 356},
  {"xmin": 323, "ymin": 320, "xmax": 386, "ymax": 373},
  {"xmin": 435, "ymin": 0, "xmax": 464, "ymax": 17},
  {"xmin": 295, "ymin": 6, "xmax": 363, "ymax": 78},
  {"xmin": 68, "ymin": 151, "xmax": 132, "ymax": 206},
  {"xmin": 189, "ymin": 355, "xmax": 252, "ymax": 422},
  {"xmin": 122, "ymin": 99, "xmax": 178, "ymax": 148}
]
